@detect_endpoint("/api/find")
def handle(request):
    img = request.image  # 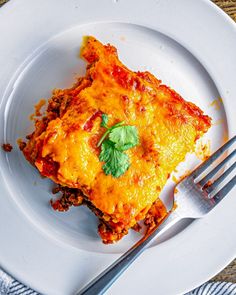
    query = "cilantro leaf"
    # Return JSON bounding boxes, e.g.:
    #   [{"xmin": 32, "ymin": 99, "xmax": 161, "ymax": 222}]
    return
[
  {"xmin": 109, "ymin": 125, "xmax": 139, "ymax": 151},
  {"xmin": 101, "ymin": 114, "xmax": 108, "ymax": 128},
  {"xmin": 99, "ymin": 139, "xmax": 130, "ymax": 178},
  {"xmin": 97, "ymin": 114, "xmax": 139, "ymax": 177},
  {"xmin": 97, "ymin": 114, "xmax": 124, "ymax": 147}
]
